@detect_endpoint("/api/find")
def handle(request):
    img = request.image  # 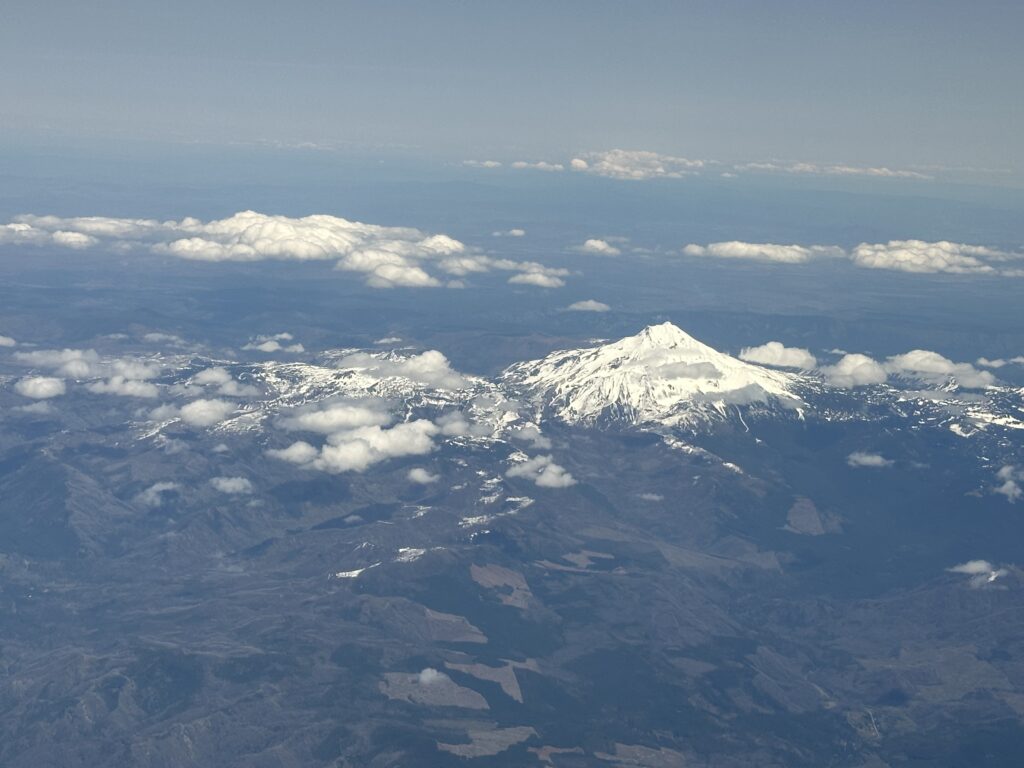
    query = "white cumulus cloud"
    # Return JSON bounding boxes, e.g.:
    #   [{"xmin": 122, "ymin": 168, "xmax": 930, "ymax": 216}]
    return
[
  {"xmin": 819, "ymin": 353, "xmax": 888, "ymax": 388},
  {"xmin": 14, "ymin": 376, "xmax": 66, "ymax": 399},
  {"xmin": 178, "ymin": 398, "xmax": 236, "ymax": 427},
  {"xmin": 335, "ymin": 350, "xmax": 469, "ymax": 389},
  {"xmin": 2, "ymin": 211, "xmax": 570, "ymax": 290},
  {"xmin": 13, "ymin": 348, "xmax": 101, "ymax": 377},
  {"xmin": 575, "ymin": 239, "xmax": 621, "ymax": 257},
  {"xmin": 313, "ymin": 420, "xmax": 439, "ymax": 473},
  {"xmin": 884, "ymin": 350, "xmax": 995, "ymax": 389},
  {"xmin": 683, "ymin": 242, "xmax": 842, "ymax": 264},
  {"xmin": 509, "ymin": 272, "xmax": 565, "ymax": 288},
  {"xmin": 740, "ymin": 341, "xmax": 817, "ymax": 369},
  {"xmin": 850, "ymin": 240, "xmax": 1015, "ymax": 275},
  {"xmin": 86, "ymin": 376, "xmax": 160, "ymax": 398},
  {"xmin": 267, "ymin": 441, "xmax": 320, "ymax": 465},
  {"xmin": 0, "ymin": 335, "xmax": 16, "ymax": 347},
  {"xmin": 408, "ymin": 467, "xmax": 440, "ymax": 484},
  {"xmin": 506, "ymin": 455, "xmax": 576, "ymax": 488}
]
